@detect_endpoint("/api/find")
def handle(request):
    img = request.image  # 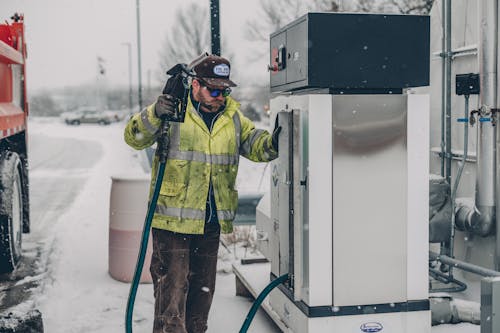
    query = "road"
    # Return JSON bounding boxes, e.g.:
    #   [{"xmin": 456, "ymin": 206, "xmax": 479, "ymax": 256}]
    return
[{"xmin": 0, "ymin": 129, "xmax": 102, "ymax": 312}]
